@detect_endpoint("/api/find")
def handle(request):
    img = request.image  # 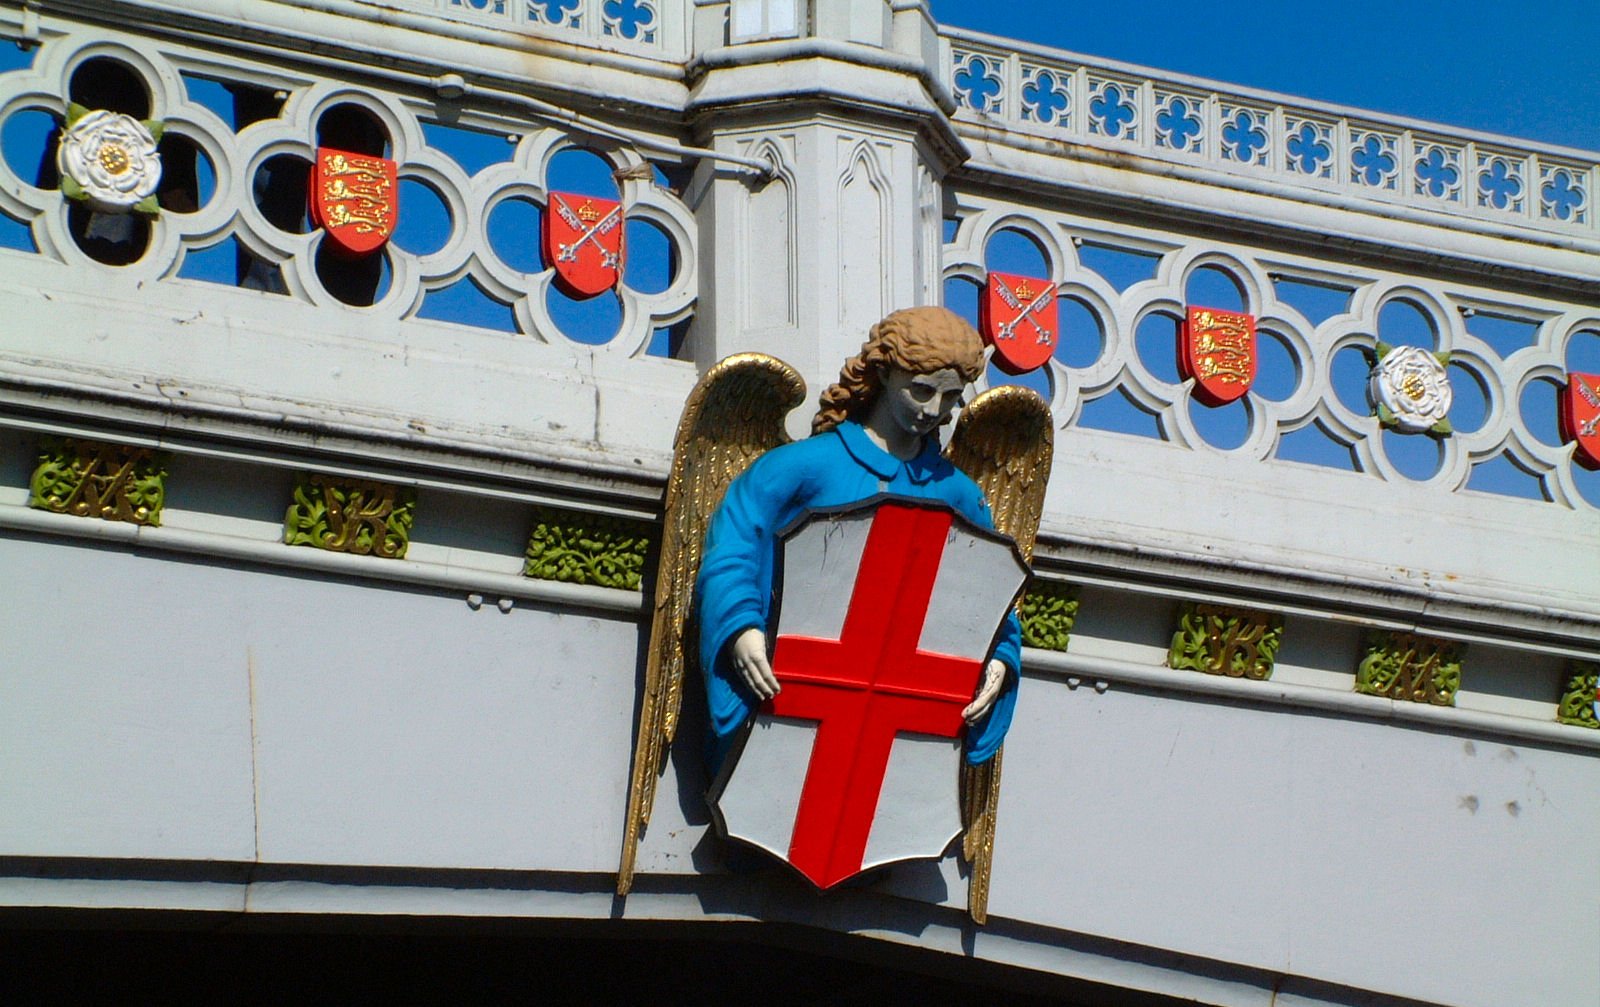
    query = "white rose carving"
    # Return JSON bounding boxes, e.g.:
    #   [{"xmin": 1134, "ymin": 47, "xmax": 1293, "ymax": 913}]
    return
[
  {"xmin": 57, "ymin": 109, "xmax": 162, "ymax": 214},
  {"xmin": 1369, "ymin": 344, "xmax": 1452, "ymax": 434}
]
